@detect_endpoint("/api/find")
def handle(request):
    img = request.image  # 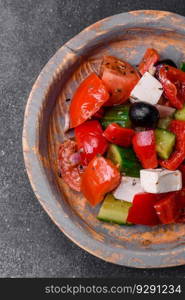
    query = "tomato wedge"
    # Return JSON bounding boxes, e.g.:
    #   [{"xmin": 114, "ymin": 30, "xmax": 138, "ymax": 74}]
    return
[
  {"xmin": 70, "ymin": 73, "xmax": 109, "ymax": 128},
  {"xmin": 58, "ymin": 140, "xmax": 83, "ymax": 192},
  {"xmin": 103, "ymin": 123, "xmax": 135, "ymax": 147},
  {"xmin": 138, "ymin": 48, "xmax": 159, "ymax": 75},
  {"xmin": 81, "ymin": 156, "xmax": 121, "ymax": 206},
  {"xmin": 75, "ymin": 120, "xmax": 108, "ymax": 166},
  {"xmin": 92, "ymin": 107, "xmax": 105, "ymax": 119},
  {"xmin": 100, "ymin": 56, "xmax": 140, "ymax": 106},
  {"xmin": 158, "ymin": 65, "xmax": 185, "ymax": 109},
  {"xmin": 132, "ymin": 130, "xmax": 158, "ymax": 169}
]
